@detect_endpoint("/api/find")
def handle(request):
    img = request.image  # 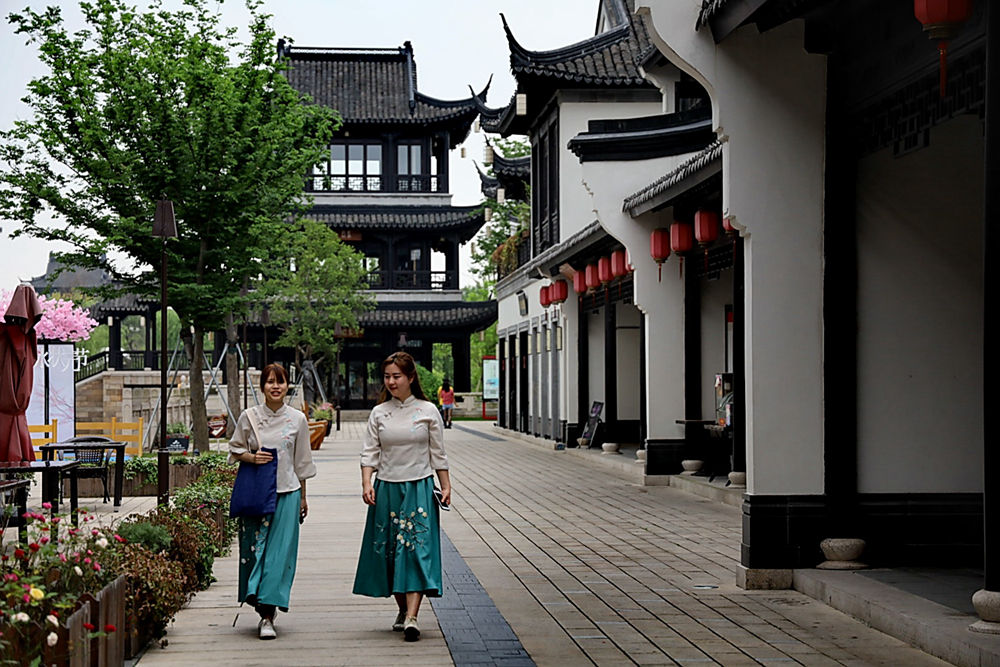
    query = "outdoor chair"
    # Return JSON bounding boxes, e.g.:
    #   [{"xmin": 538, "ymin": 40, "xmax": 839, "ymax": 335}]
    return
[{"xmin": 63, "ymin": 436, "xmax": 115, "ymax": 504}]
